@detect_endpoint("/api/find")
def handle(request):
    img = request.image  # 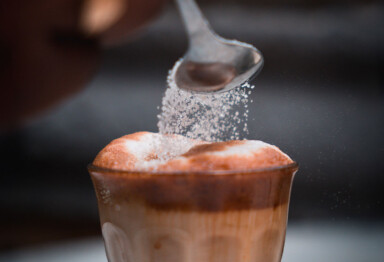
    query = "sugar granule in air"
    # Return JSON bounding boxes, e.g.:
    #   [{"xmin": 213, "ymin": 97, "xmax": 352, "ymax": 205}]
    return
[{"xmin": 158, "ymin": 64, "xmax": 254, "ymax": 142}]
